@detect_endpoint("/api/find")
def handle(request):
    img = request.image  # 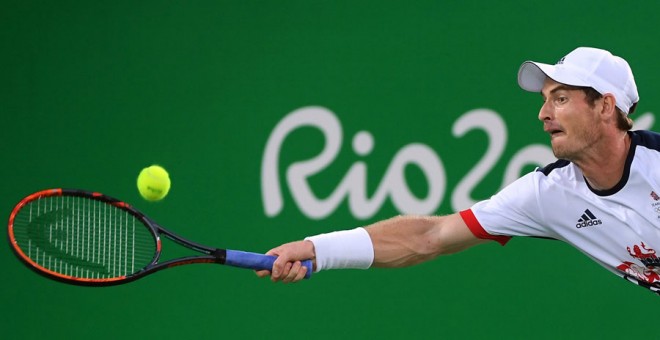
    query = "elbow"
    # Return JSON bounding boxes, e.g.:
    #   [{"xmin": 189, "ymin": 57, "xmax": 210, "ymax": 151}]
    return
[
  {"xmin": 416, "ymin": 227, "xmax": 449, "ymax": 259},
  {"xmin": 424, "ymin": 236, "xmax": 453, "ymax": 257},
  {"xmin": 420, "ymin": 218, "xmax": 475, "ymax": 256}
]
